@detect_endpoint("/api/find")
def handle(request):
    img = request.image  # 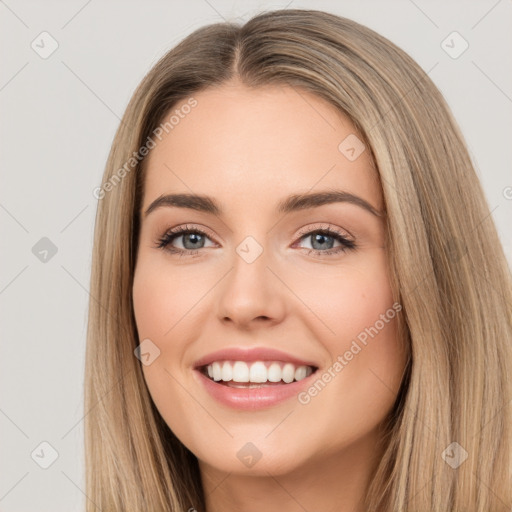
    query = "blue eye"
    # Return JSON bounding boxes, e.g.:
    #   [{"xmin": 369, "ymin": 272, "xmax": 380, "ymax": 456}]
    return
[
  {"xmin": 295, "ymin": 228, "xmax": 356, "ymax": 256},
  {"xmin": 156, "ymin": 225, "xmax": 214, "ymax": 256}
]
